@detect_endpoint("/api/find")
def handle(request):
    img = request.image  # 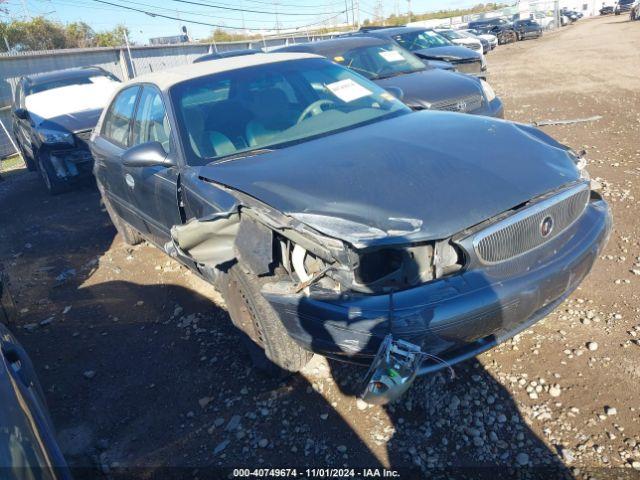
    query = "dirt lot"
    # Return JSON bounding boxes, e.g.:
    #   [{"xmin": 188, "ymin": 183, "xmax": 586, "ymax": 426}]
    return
[{"xmin": 1, "ymin": 14, "xmax": 640, "ymax": 478}]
